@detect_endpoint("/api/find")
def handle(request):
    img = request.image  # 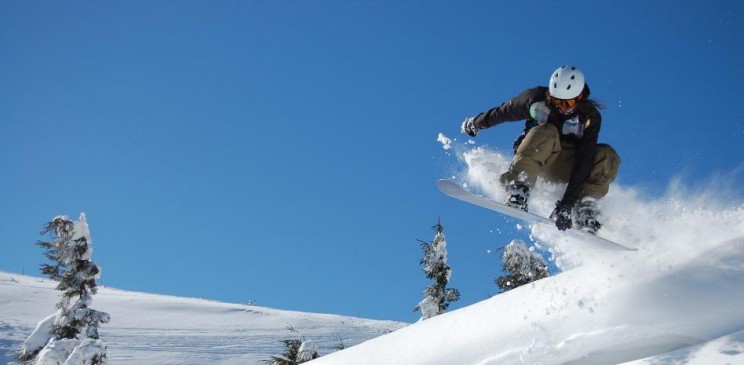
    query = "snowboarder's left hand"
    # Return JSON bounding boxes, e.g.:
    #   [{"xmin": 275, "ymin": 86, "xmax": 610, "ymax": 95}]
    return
[{"xmin": 551, "ymin": 201, "xmax": 573, "ymax": 231}]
